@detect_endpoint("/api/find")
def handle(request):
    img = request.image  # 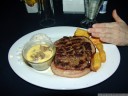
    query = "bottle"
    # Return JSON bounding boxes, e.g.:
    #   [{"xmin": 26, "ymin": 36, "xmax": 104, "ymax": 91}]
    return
[{"xmin": 99, "ymin": 0, "xmax": 108, "ymax": 14}]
